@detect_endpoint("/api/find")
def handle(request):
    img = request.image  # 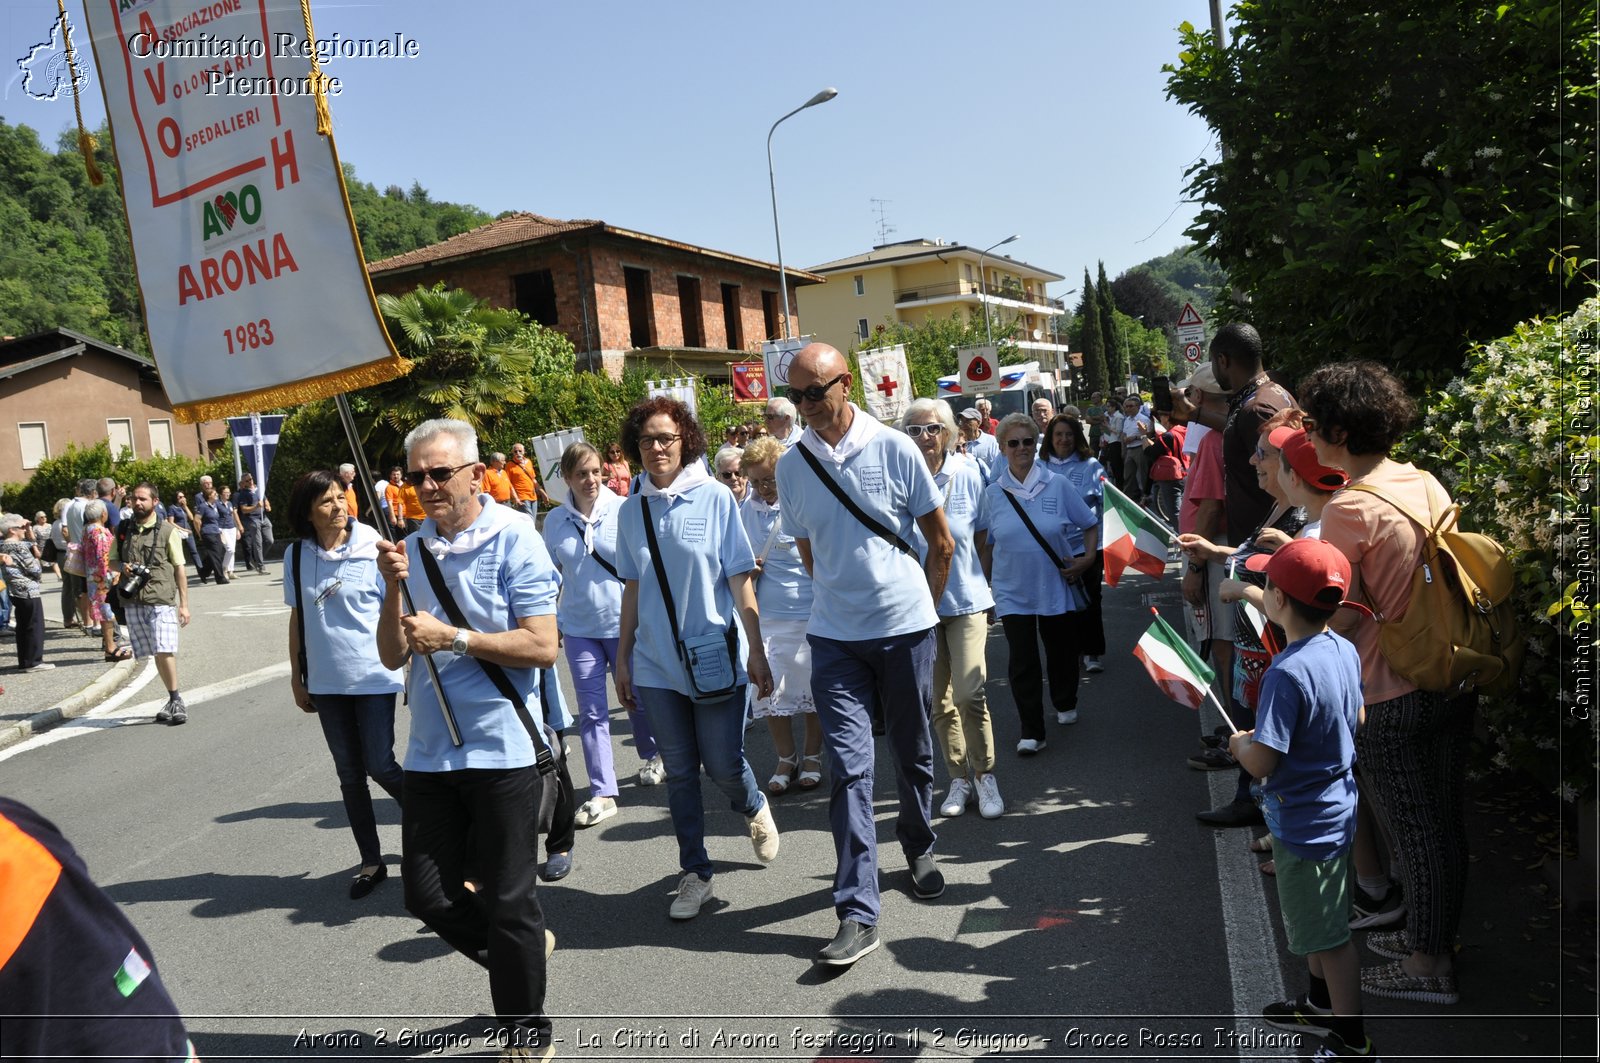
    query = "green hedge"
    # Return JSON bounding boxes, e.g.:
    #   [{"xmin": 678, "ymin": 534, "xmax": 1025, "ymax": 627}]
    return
[{"xmin": 1, "ymin": 439, "xmax": 234, "ymax": 522}]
